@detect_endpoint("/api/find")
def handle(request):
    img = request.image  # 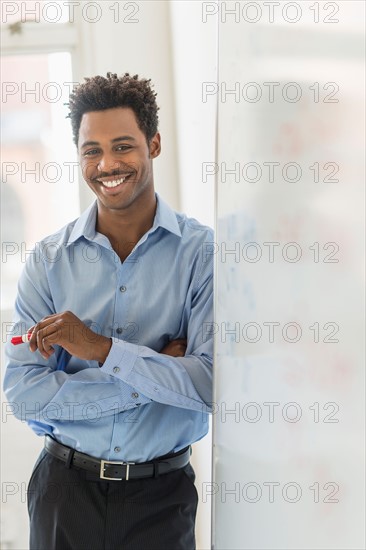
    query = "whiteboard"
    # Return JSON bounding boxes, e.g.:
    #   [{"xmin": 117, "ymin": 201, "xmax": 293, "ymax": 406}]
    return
[{"xmin": 212, "ymin": 2, "xmax": 365, "ymax": 548}]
